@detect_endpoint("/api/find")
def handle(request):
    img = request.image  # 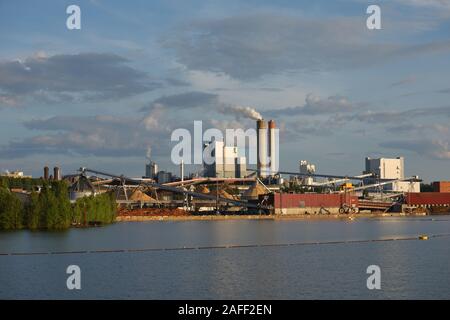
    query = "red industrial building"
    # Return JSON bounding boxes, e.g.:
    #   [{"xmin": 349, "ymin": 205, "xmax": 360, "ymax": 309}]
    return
[
  {"xmin": 264, "ymin": 191, "xmax": 450, "ymax": 215},
  {"xmin": 405, "ymin": 192, "xmax": 450, "ymax": 206},
  {"xmin": 267, "ymin": 193, "xmax": 358, "ymax": 214}
]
